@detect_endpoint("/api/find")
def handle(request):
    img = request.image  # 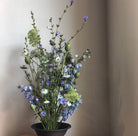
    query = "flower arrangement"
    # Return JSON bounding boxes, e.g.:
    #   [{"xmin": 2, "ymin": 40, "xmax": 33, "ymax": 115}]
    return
[{"xmin": 18, "ymin": 0, "xmax": 91, "ymax": 130}]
